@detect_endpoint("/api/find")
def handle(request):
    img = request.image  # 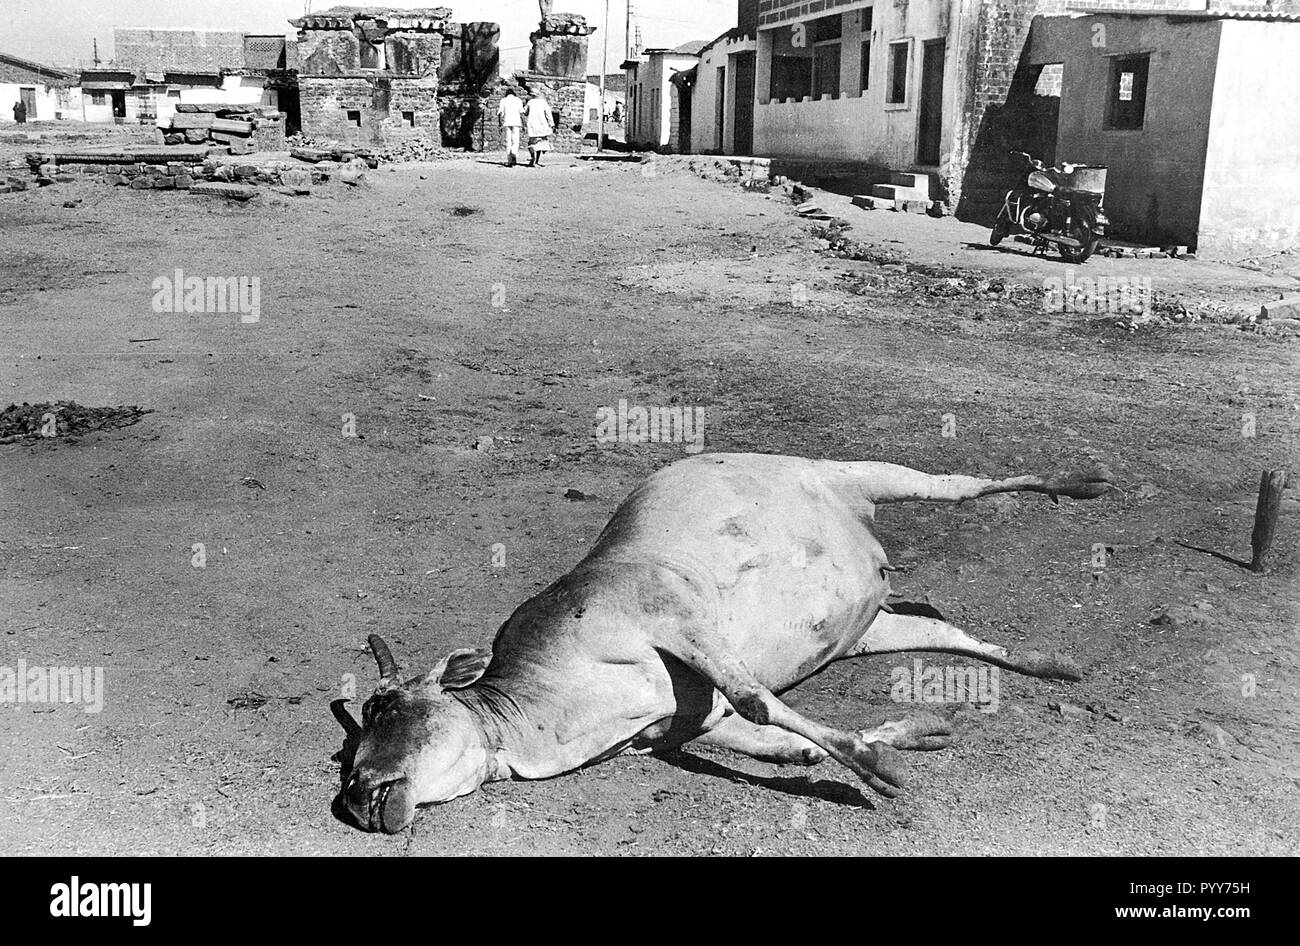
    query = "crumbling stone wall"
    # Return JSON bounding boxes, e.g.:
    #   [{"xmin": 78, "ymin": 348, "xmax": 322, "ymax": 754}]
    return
[
  {"xmin": 528, "ymin": 13, "xmax": 594, "ymax": 79},
  {"xmin": 299, "ymin": 75, "xmax": 439, "ymax": 144}
]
